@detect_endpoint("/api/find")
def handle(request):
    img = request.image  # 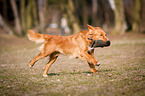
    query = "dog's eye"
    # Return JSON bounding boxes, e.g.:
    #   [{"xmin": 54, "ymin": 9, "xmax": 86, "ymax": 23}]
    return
[
  {"xmin": 100, "ymin": 34, "xmax": 103, "ymax": 36},
  {"xmin": 89, "ymin": 34, "xmax": 93, "ymax": 35}
]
